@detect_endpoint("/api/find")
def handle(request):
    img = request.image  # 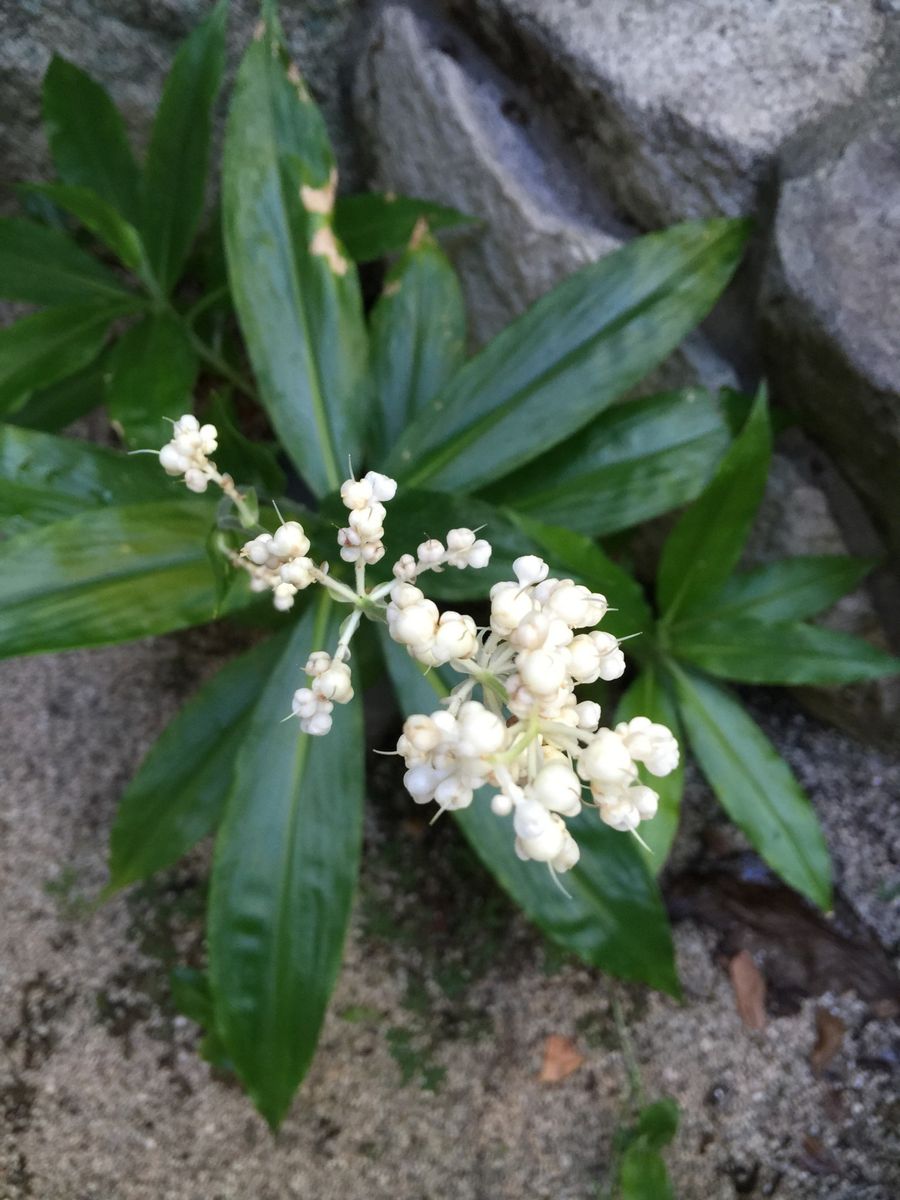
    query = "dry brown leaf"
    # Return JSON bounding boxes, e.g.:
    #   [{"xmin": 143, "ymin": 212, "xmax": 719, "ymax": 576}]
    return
[
  {"xmin": 538, "ymin": 1034, "xmax": 584, "ymax": 1083},
  {"xmin": 729, "ymin": 949, "xmax": 766, "ymax": 1030},
  {"xmin": 811, "ymin": 1007, "xmax": 846, "ymax": 1076}
]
